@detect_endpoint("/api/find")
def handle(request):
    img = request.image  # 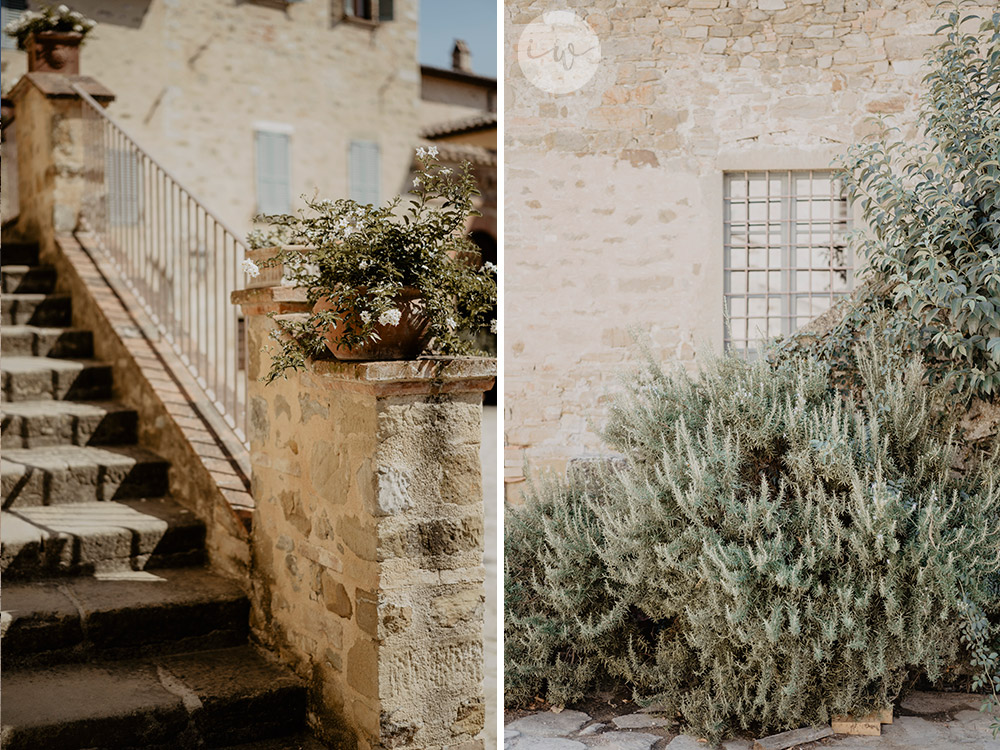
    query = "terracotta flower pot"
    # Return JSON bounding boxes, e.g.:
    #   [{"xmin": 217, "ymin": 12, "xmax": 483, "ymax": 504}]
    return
[
  {"xmin": 313, "ymin": 288, "xmax": 431, "ymax": 361},
  {"xmin": 26, "ymin": 31, "xmax": 83, "ymax": 74}
]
